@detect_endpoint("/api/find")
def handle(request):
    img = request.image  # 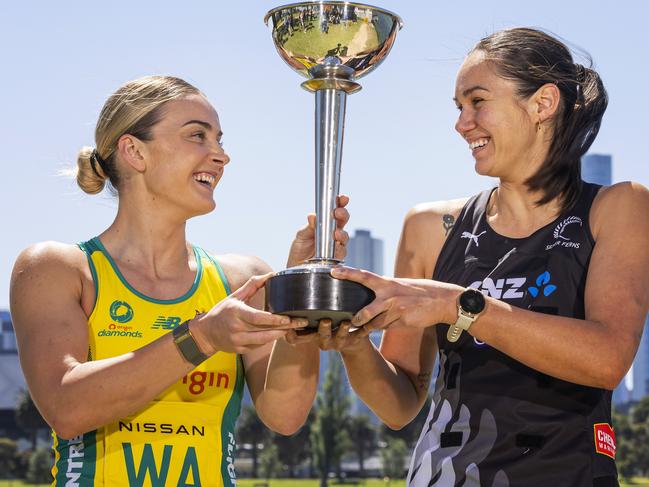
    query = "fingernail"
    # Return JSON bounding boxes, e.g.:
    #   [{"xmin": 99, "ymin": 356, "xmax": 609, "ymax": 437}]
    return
[{"xmin": 281, "ymin": 316, "xmax": 291, "ymax": 325}]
